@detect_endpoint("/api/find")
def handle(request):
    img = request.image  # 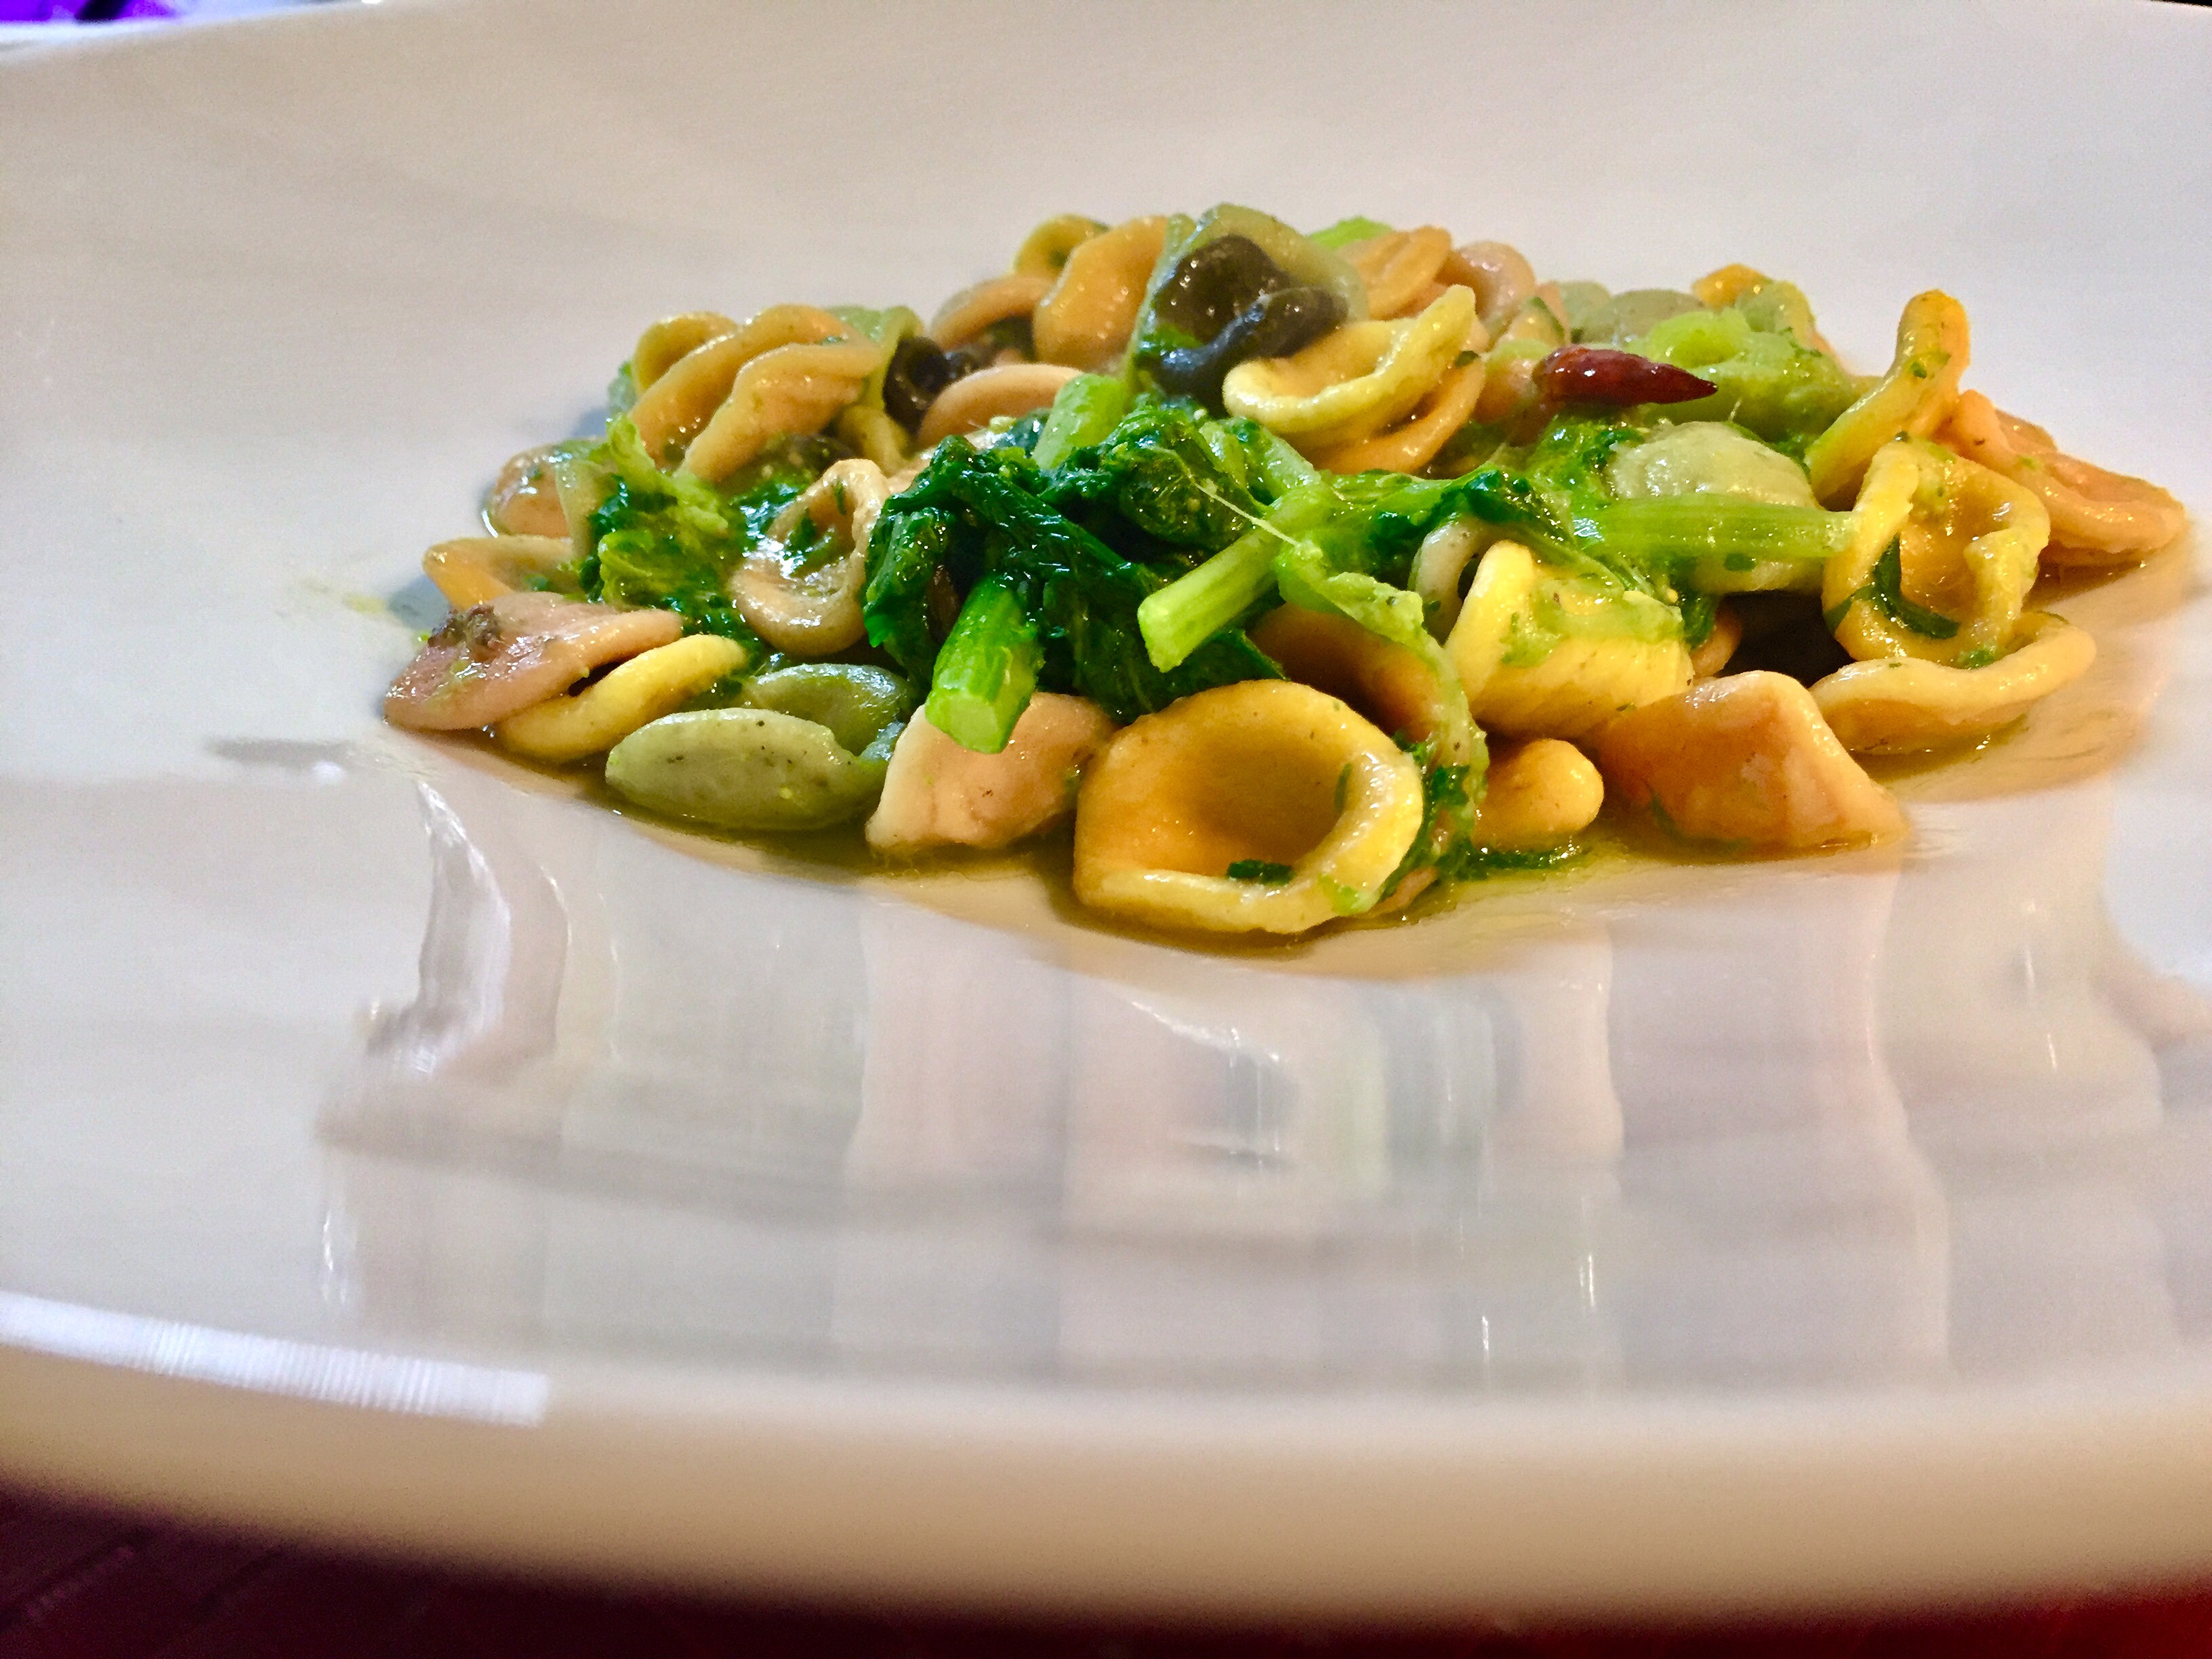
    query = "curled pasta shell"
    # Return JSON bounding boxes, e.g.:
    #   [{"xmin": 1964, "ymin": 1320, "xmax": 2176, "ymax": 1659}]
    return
[
  {"xmin": 631, "ymin": 312, "xmax": 737, "ymax": 394},
  {"xmin": 1689, "ymin": 601, "xmax": 1744, "ymax": 678},
  {"xmin": 1805, "ymin": 291, "xmax": 1969, "ymax": 506},
  {"xmin": 1223, "ymin": 284, "xmax": 1477, "ymax": 453},
  {"xmin": 1691, "ymin": 264, "xmax": 1767, "ymax": 310},
  {"xmin": 630, "ymin": 304, "xmax": 846, "ymax": 461},
  {"xmin": 1307, "ymin": 345, "xmax": 1486, "ymax": 475},
  {"xmin": 605, "ymin": 707, "xmax": 894, "ymax": 831},
  {"xmin": 1446, "ymin": 542, "xmax": 1691, "ymax": 741},
  {"xmin": 1250, "ymin": 604, "xmax": 1475, "ymax": 765},
  {"xmin": 916, "ymin": 362, "xmax": 1082, "ymax": 445},
  {"xmin": 867, "ymin": 693, "xmax": 1114, "ymax": 855},
  {"xmin": 1471, "ymin": 739, "xmax": 1604, "ymax": 851},
  {"xmin": 422, "ymin": 533, "xmax": 572, "ymax": 609},
  {"xmin": 1410, "ymin": 514, "xmax": 1498, "ymax": 640},
  {"xmin": 1939, "ymin": 391, "xmax": 2185, "ymax": 565},
  {"xmin": 385, "ymin": 592, "xmax": 682, "ymax": 732},
  {"xmin": 928, "ymin": 272, "xmax": 1054, "ymax": 349},
  {"xmin": 493, "ymin": 633, "xmax": 748, "ymax": 763},
  {"xmin": 1594, "ymin": 671, "xmax": 1906, "ymax": 849},
  {"xmin": 1439, "ymin": 240, "xmax": 1535, "ymax": 336},
  {"xmin": 1071, "ymin": 680, "xmax": 1426, "ymax": 935},
  {"xmin": 1032, "ymin": 214, "xmax": 1169, "ymax": 371},
  {"xmin": 1012, "ymin": 213, "xmax": 1107, "ymax": 279},
  {"xmin": 483, "ymin": 443, "xmax": 579, "ymax": 538},
  {"xmin": 1824, "ymin": 440, "xmax": 2049, "ymax": 666},
  {"xmin": 1343, "ymin": 225, "xmax": 1454, "ymax": 319},
  {"xmin": 1810, "ymin": 611, "xmax": 2095, "ymax": 754},
  {"xmin": 730, "ymin": 459, "xmax": 889, "ymax": 654}
]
